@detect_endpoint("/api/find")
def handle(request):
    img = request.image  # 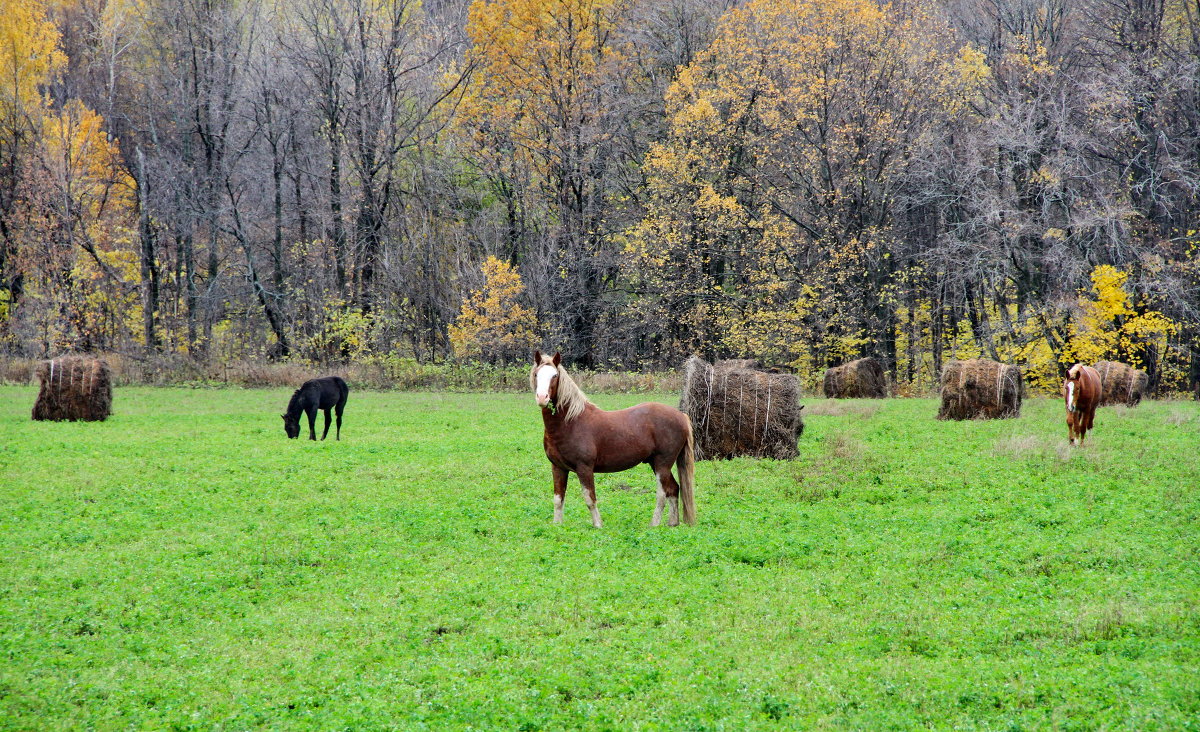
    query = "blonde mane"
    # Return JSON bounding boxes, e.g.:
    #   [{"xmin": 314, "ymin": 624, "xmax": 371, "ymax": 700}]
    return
[
  {"xmin": 532, "ymin": 357, "xmax": 592, "ymax": 422},
  {"xmin": 1068, "ymin": 363, "xmax": 1083, "ymax": 379}
]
